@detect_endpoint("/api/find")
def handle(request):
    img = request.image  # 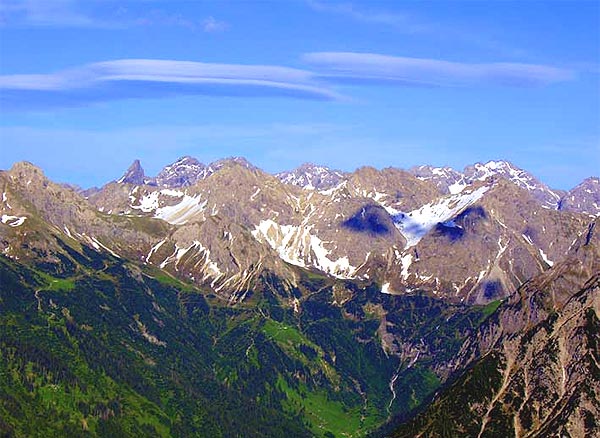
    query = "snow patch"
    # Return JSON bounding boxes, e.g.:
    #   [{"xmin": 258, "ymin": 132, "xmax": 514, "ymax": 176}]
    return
[
  {"xmin": 387, "ymin": 185, "xmax": 490, "ymax": 247},
  {"xmin": 318, "ymin": 180, "xmax": 347, "ymax": 196},
  {"xmin": 252, "ymin": 219, "xmax": 310, "ymax": 268},
  {"xmin": 400, "ymin": 253, "xmax": 412, "ymax": 280},
  {"xmin": 1, "ymin": 215, "xmax": 26, "ymax": 227},
  {"xmin": 381, "ymin": 282, "xmax": 394, "ymax": 294},
  {"xmin": 158, "ymin": 240, "xmax": 222, "ymax": 282},
  {"xmin": 252, "ymin": 219, "xmax": 356, "ymax": 278},
  {"xmin": 155, "ymin": 195, "xmax": 207, "ymax": 225},
  {"xmin": 497, "ymin": 237, "xmax": 508, "ymax": 258},
  {"xmin": 309, "ymin": 234, "xmax": 353, "ymax": 278},
  {"xmin": 1, "ymin": 192, "xmax": 11, "ymax": 209},
  {"xmin": 132, "ymin": 191, "xmax": 160, "ymax": 212},
  {"xmin": 191, "ymin": 241, "xmax": 223, "ymax": 282},
  {"xmin": 522, "ymin": 234, "xmax": 533, "ymax": 245},
  {"xmin": 539, "ymin": 248, "xmax": 554, "ymax": 267},
  {"xmin": 91, "ymin": 237, "xmax": 121, "ymax": 258},
  {"xmin": 146, "ymin": 239, "xmax": 167, "ymax": 263},
  {"xmin": 160, "ymin": 189, "xmax": 184, "ymax": 197},
  {"xmin": 250, "ymin": 187, "xmax": 261, "ymax": 201},
  {"xmin": 448, "ymin": 181, "xmax": 467, "ymax": 194}
]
